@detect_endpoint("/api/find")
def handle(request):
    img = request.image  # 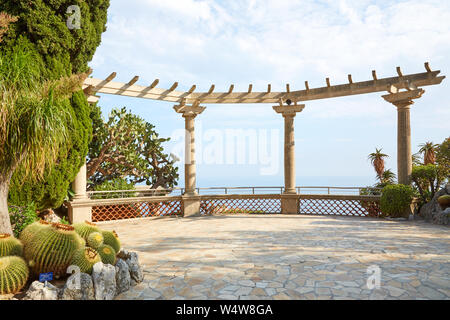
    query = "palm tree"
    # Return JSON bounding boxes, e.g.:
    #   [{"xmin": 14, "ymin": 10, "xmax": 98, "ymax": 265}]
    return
[
  {"xmin": 368, "ymin": 148, "xmax": 389, "ymax": 180},
  {"xmin": 419, "ymin": 141, "xmax": 438, "ymax": 165},
  {"xmin": 412, "ymin": 152, "xmax": 423, "ymax": 166},
  {"xmin": 379, "ymin": 169, "xmax": 396, "ymax": 186},
  {"xmin": 0, "ymin": 39, "xmax": 87, "ymax": 234}
]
